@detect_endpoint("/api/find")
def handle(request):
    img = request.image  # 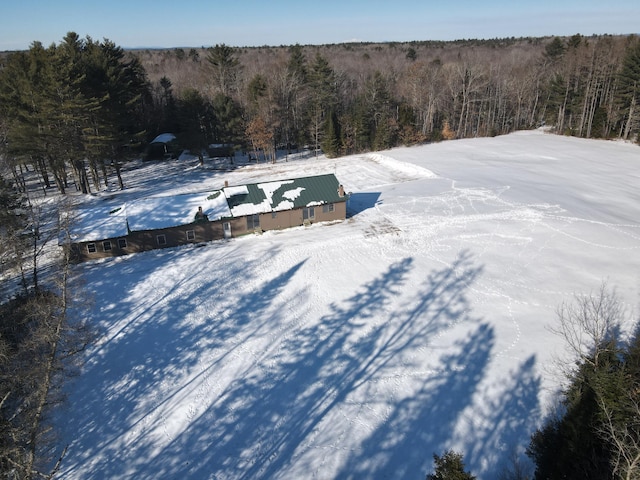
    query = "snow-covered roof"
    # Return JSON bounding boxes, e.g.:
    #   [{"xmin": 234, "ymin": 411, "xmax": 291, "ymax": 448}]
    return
[
  {"xmin": 69, "ymin": 191, "xmax": 231, "ymax": 242},
  {"xmin": 262, "ymin": 181, "xmax": 295, "ymax": 211},
  {"xmin": 150, "ymin": 133, "xmax": 176, "ymax": 144},
  {"xmin": 68, "ymin": 174, "xmax": 344, "ymax": 243},
  {"xmin": 127, "ymin": 191, "xmax": 231, "ymax": 231},
  {"xmin": 223, "ymin": 185, "xmax": 249, "ymax": 197},
  {"xmin": 68, "ymin": 204, "xmax": 128, "ymax": 243}
]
